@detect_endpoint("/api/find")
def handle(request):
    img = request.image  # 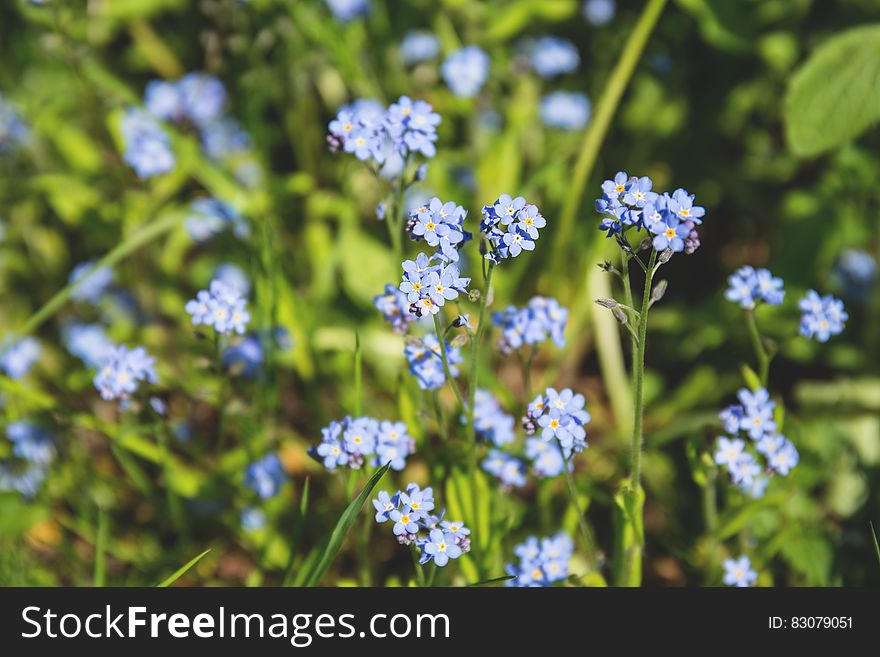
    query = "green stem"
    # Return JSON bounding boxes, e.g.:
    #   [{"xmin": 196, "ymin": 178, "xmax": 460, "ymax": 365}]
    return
[
  {"xmin": 215, "ymin": 334, "xmax": 229, "ymax": 450},
  {"xmin": 629, "ymin": 250, "xmax": 656, "ymax": 488},
  {"xmin": 561, "ymin": 447, "xmax": 600, "ymax": 573},
  {"xmin": 745, "ymin": 309, "xmax": 770, "ymax": 387},
  {"xmin": 465, "ymin": 261, "xmax": 494, "ymax": 572},
  {"xmin": 432, "ymin": 314, "xmax": 466, "ymax": 409},
  {"xmin": 425, "ymin": 561, "xmax": 438, "ymax": 587},
  {"xmin": 4, "ymin": 211, "xmax": 180, "ymax": 346},
  {"xmin": 552, "ymin": 0, "xmax": 669, "ymax": 254},
  {"xmin": 702, "ymin": 465, "xmax": 720, "ymax": 583}
]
